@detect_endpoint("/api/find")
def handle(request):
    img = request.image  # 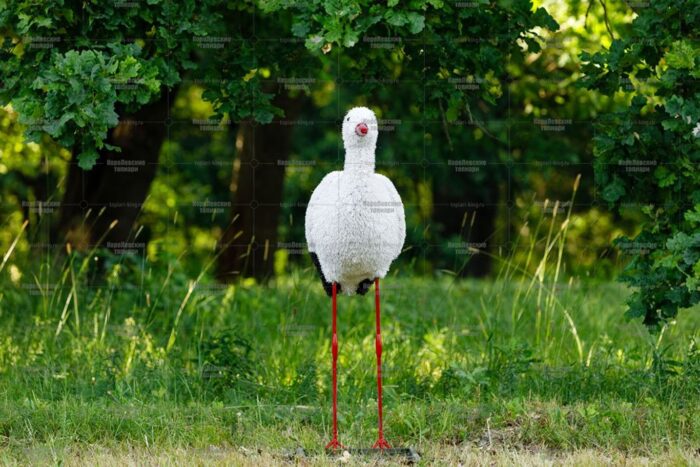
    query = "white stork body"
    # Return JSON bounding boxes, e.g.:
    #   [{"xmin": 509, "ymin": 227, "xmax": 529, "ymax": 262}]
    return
[
  {"xmin": 306, "ymin": 106, "xmax": 402, "ymax": 449},
  {"xmin": 305, "ymin": 107, "xmax": 405, "ymax": 295}
]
